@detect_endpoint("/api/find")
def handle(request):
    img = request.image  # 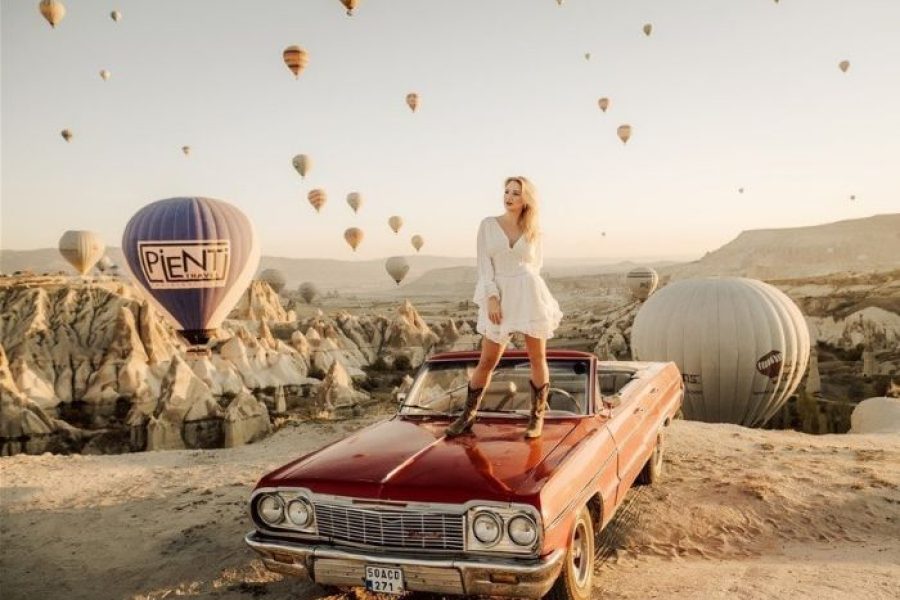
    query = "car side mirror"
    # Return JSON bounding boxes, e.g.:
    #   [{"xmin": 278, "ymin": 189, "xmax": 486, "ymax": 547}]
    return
[
  {"xmin": 602, "ymin": 394, "xmax": 621, "ymax": 409},
  {"xmin": 396, "ymin": 392, "xmax": 407, "ymax": 404}
]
